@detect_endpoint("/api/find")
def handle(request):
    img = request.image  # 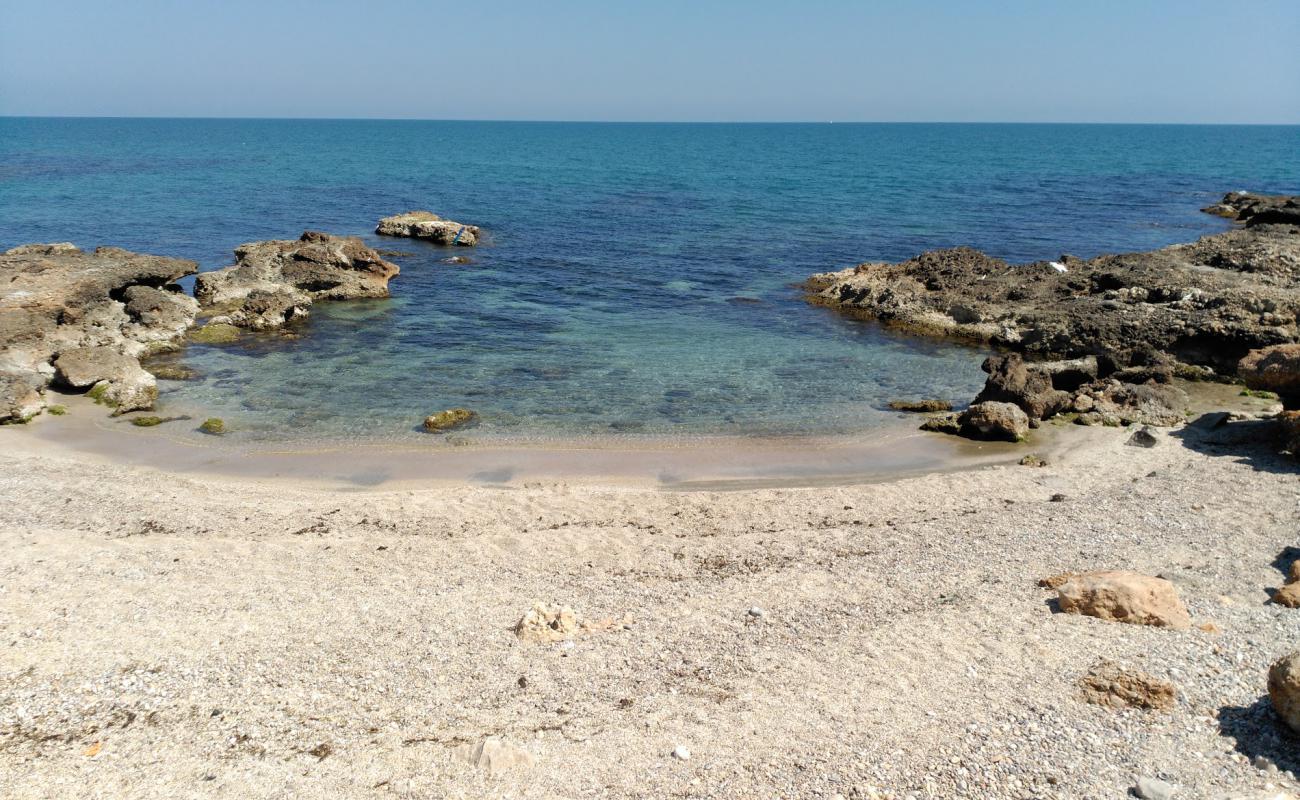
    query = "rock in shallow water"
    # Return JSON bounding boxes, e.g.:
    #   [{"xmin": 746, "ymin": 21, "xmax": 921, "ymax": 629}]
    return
[
  {"xmin": 423, "ymin": 408, "xmax": 478, "ymax": 433},
  {"xmin": 194, "ymin": 231, "xmax": 398, "ymax": 331},
  {"xmin": 377, "ymin": 211, "xmax": 481, "ymax": 246}
]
